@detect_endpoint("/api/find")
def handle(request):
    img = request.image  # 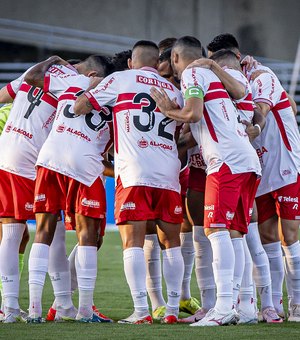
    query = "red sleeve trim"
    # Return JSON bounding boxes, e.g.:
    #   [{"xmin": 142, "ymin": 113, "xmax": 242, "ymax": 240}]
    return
[
  {"xmin": 84, "ymin": 92, "xmax": 101, "ymax": 111},
  {"xmin": 6, "ymin": 83, "xmax": 16, "ymax": 99},
  {"xmin": 254, "ymin": 98, "xmax": 273, "ymax": 110}
]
